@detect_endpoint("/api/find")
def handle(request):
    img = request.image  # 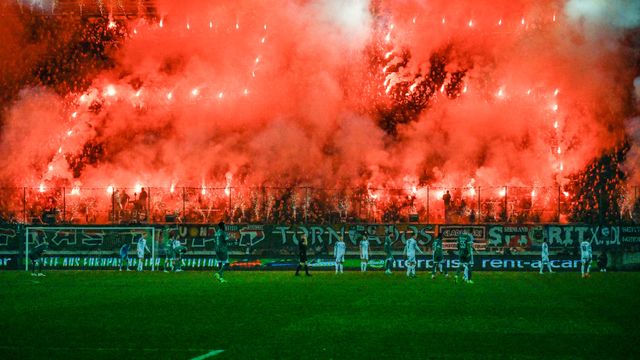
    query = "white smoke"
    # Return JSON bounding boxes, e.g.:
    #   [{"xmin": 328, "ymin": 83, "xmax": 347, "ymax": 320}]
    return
[{"xmin": 565, "ymin": 0, "xmax": 640, "ymax": 28}]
